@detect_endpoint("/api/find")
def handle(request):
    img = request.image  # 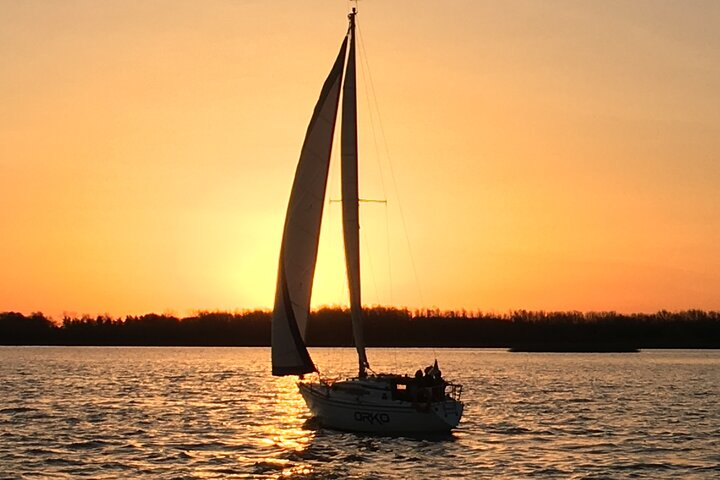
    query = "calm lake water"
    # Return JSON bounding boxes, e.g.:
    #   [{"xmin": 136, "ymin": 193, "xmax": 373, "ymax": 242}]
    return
[{"xmin": 0, "ymin": 347, "xmax": 718, "ymax": 479}]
